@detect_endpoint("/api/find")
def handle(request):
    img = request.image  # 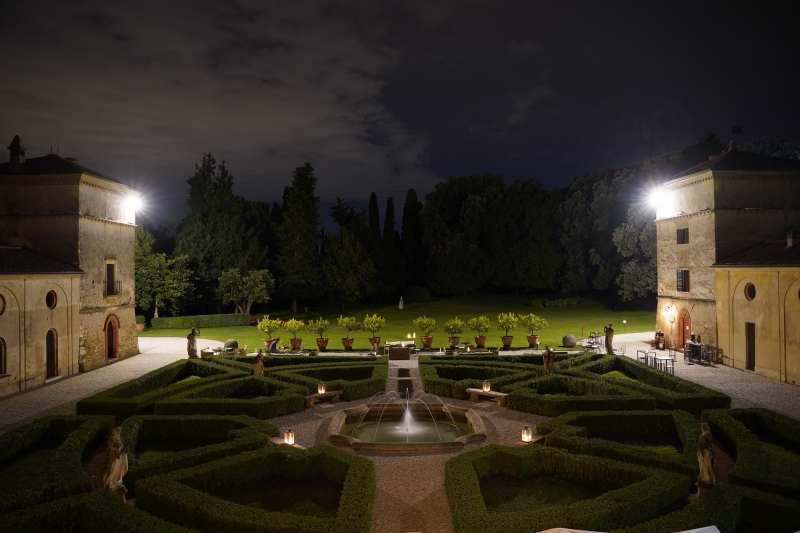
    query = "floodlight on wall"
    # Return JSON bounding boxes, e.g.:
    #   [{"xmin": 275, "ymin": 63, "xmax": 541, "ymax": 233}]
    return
[
  {"xmin": 522, "ymin": 425, "xmax": 533, "ymax": 443},
  {"xmin": 123, "ymin": 195, "xmax": 141, "ymax": 224},
  {"xmin": 284, "ymin": 428, "xmax": 295, "ymax": 445}
]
